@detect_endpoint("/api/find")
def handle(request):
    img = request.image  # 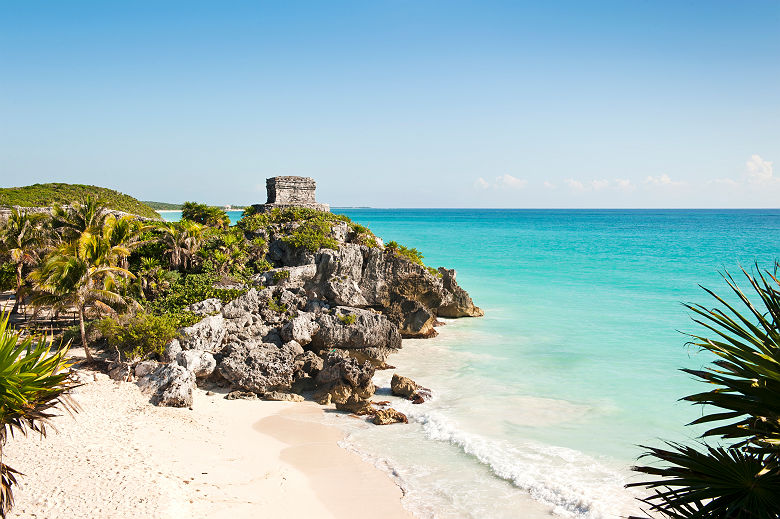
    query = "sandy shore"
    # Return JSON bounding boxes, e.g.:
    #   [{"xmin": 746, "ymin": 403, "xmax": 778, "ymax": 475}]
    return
[{"xmin": 3, "ymin": 370, "xmax": 411, "ymax": 519}]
